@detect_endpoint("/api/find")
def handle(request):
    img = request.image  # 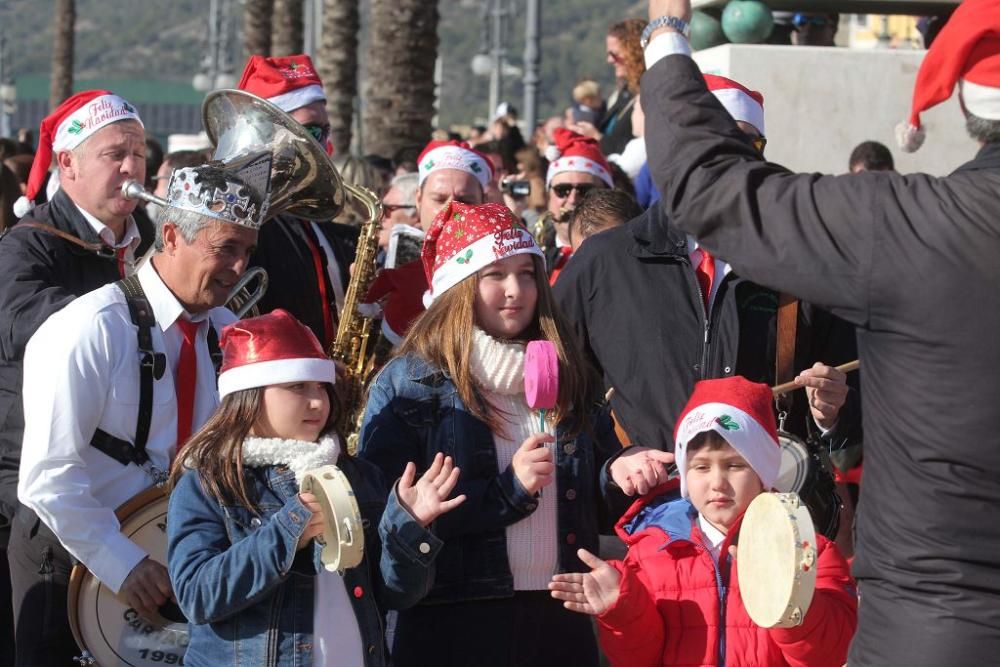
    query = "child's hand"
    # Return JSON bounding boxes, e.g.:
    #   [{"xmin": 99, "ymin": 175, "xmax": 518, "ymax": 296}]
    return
[
  {"xmin": 549, "ymin": 548, "xmax": 622, "ymax": 616},
  {"xmin": 512, "ymin": 432, "xmax": 556, "ymax": 496},
  {"xmin": 397, "ymin": 453, "xmax": 468, "ymax": 527},
  {"xmin": 296, "ymin": 492, "xmax": 325, "ymax": 551},
  {"xmin": 609, "ymin": 446, "xmax": 676, "ymax": 496}
]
